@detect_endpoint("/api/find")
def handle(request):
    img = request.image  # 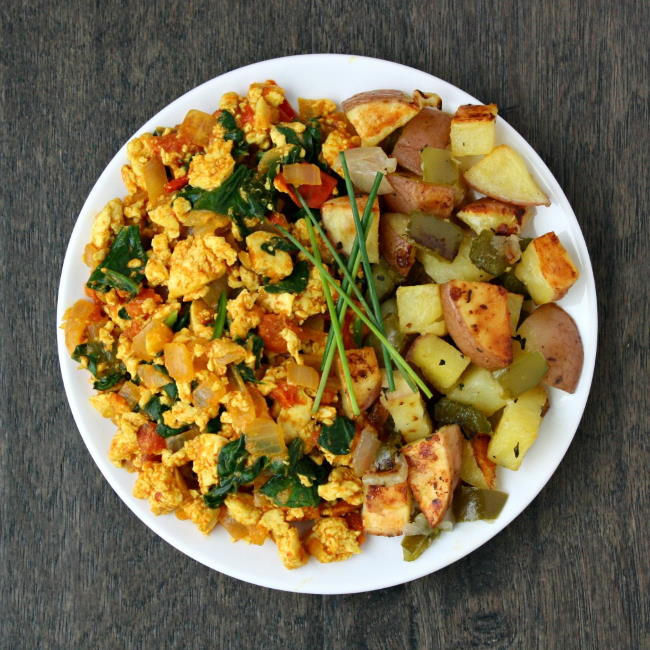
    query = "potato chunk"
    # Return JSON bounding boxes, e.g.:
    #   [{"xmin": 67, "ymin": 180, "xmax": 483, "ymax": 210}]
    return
[
  {"xmin": 446, "ymin": 365, "xmax": 507, "ymax": 416},
  {"xmin": 464, "ymin": 145, "xmax": 550, "ymax": 206},
  {"xmin": 456, "ymin": 197, "xmax": 528, "ymax": 236},
  {"xmin": 440, "ymin": 280, "xmax": 512, "ymax": 370},
  {"xmin": 418, "ymin": 234, "xmax": 494, "ymax": 284},
  {"xmin": 488, "ymin": 385, "xmax": 547, "ymax": 470},
  {"xmin": 396, "ymin": 284, "xmax": 446, "ymax": 335},
  {"xmin": 362, "ymin": 481, "xmax": 411, "ymax": 536},
  {"xmin": 321, "ymin": 195, "xmax": 380, "ymax": 262},
  {"xmin": 379, "ymin": 212, "xmax": 415, "ymax": 276},
  {"xmin": 336, "ymin": 347, "xmax": 382, "ymax": 416},
  {"xmin": 384, "ymin": 173, "xmax": 455, "ymax": 218},
  {"xmin": 514, "ymin": 232, "xmax": 579, "ymax": 304},
  {"xmin": 403, "ymin": 425, "xmax": 463, "ymax": 528},
  {"xmin": 450, "ymin": 104, "xmax": 498, "ymax": 156},
  {"xmin": 380, "ymin": 371, "xmax": 432, "ymax": 442},
  {"xmin": 407, "ymin": 334, "xmax": 470, "ymax": 393},
  {"xmin": 342, "ymin": 90, "xmax": 421, "ymax": 146}
]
